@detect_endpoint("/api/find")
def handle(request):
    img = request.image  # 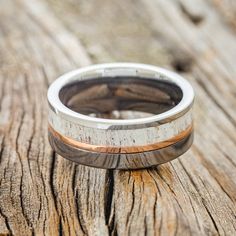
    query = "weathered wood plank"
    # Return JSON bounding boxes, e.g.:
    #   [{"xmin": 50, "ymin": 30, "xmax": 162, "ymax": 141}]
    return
[{"xmin": 0, "ymin": 0, "xmax": 236, "ymax": 235}]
